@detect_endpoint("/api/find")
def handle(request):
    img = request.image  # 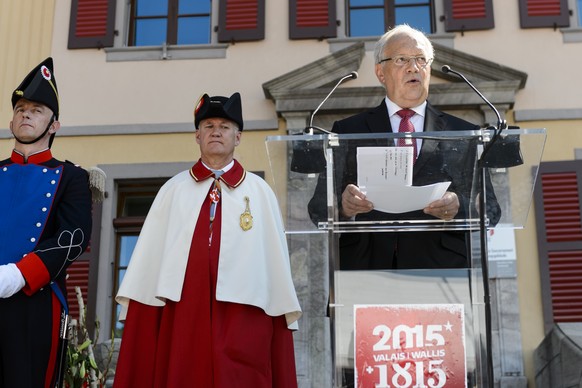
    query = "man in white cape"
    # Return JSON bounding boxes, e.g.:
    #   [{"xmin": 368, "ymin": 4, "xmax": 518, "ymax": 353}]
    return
[{"xmin": 114, "ymin": 92, "xmax": 301, "ymax": 388}]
